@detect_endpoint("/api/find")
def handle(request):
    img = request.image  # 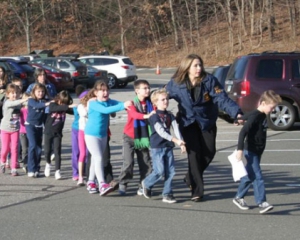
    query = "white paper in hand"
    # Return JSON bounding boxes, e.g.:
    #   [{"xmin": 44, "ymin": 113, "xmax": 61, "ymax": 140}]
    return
[{"xmin": 228, "ymin": 150, "xmax": 248, "ymax": 182}]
